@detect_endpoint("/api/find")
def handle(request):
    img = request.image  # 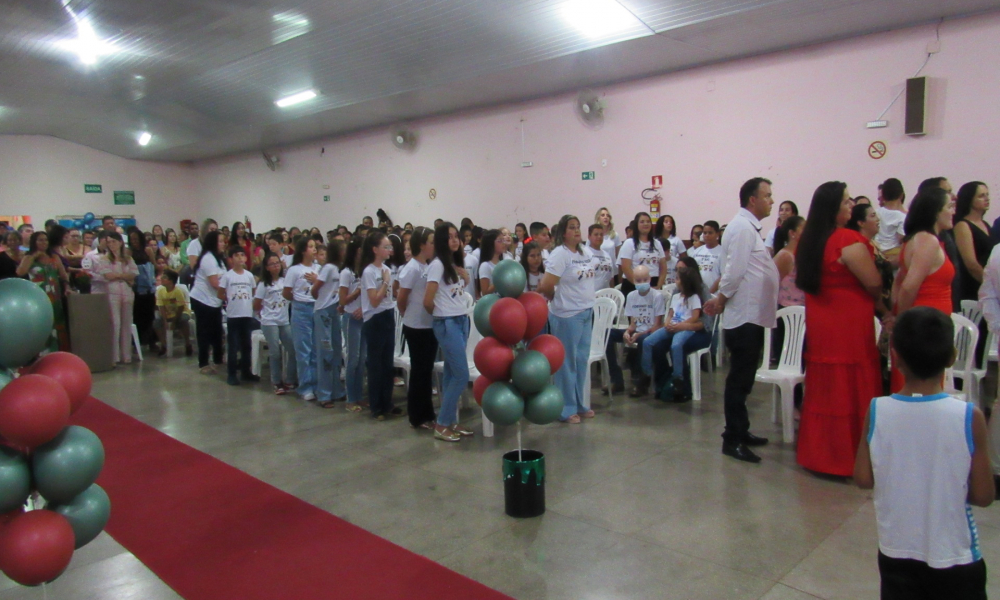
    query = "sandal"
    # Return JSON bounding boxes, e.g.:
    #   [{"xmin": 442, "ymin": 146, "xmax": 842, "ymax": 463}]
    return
[
  {"xmin": 559, "ymin": 414, "xmax": 582, "ymax": 424},
  {"xmin": 580, "ymin": 410, "xmax": 596, "ymax": 419},
  {"xmin": 345, "ymin": 403, "xmax": 362, "ymax": 413},
  {"xmin": 452, "ymin": 424, "xmax": 474, "ymax": 437},
  {"xmin": 318, "ymin": 400, "xmax": 337, "ymax": 409}
]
